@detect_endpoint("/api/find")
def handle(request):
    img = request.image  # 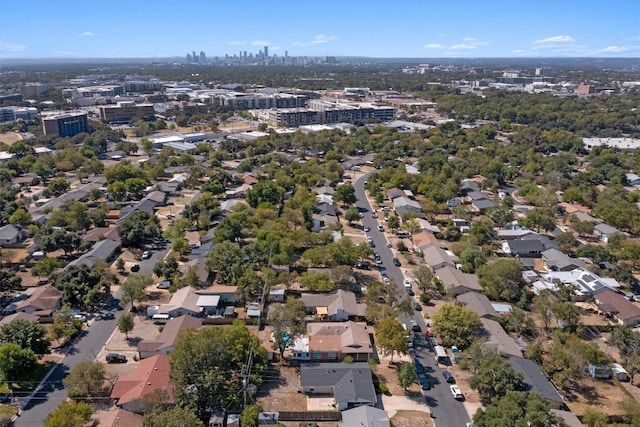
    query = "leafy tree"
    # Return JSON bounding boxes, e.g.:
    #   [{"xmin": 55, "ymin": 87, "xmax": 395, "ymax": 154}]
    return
[
  {"xmin": 473, "ymin": 391, "xmax": 560, "ymax": 427},
  {"xmin": 0, "ymin": 342, "xmax": 37, "ymax": 382},
  {"xmin": 42, "ymin": 230, "xmax": 86, "ymax": 256},
  {"xmin": 397, "ymin": 362, "xmax": 416, "ymax": 391},
  {"xmin": 240, "ymin": 404, "xmax": 260, "ymax": 427},
  {"xmin": 115, "ymin": 140, "xmax": 139, "ymax": 155},
  {"xmin": 246, "ymin": 181, "xmax": 284, "ymax": 208},
  {"xmin": 170, "ymin": 320, "xmax": 268, "ymax": 418},
  {"xmin": 63, "ymin": 360, "xmax": 106, "ymax": 398},
  {"xmin": 115, "ymin": 257, "xmax": 125, "ymax": 273},
  {"xmin": 50, "ymin": 305, "xmax": 81, "ymax": 342},
  {"xmin": 31, "ymin": 258, "xmax": 59, "ymax": 280},
  {"xmin": 8, "ymin": 207, "xmax": 31, "ymax": 227},
  {"xmin": 520, "ymin": 207, "xmax": 556, "ymax": 233},
  {"xmin": 468, "ymin": 353, "xmax": 524, "ymax": 404},
  {"xmin": 459, "ymin": 245, "xmax": 486, "ymax": 273},
  {"xmin": 54, "ymin": 265, "xmax": 105, "ymax": 309},
  {"xmin": 267, "ymin": 297, "xmax": 307, "ymax": 358},
  {"xmin": 432, "ymin": 303, "xmax": 481, "ymax": 350},
  {"xmin": 477, "ymin": 259, "xmax": 526, "ymax": 302},
  {"xmin": 555, "ymin": 232, "xmax": 579, "ymax": 255},
  {"xmin": 207, "ymin": 241, "xmax": 245, "ymax": 284},
  {"xmin": 469, "ymin": 218, "xmax": 494, "ymax": 245},
  {"xmin": 44, "ymin": 400, "xmax": 92, "ymax": 427},
  {"xmin": 47, "ymin": 177, "xmax": 70, "ymax": 196},
  {"xmin": 609, "ymin": 325, "xmax": 640, "ymax": 384},
  {"xmin": 215, "ymin": 213, "xmax": 246, "ymax": 243},
  {"xmin": 334, "ymin": 183, "xmax": 357, "ymax": 206},
  {"xmin": 142, "ymin": 407, "xmax": 204, "ymax": 427},
  {"xmin": 573, "ymin": 220, "xmax": 596, "ymax": 237},
  {"xmin": 120, "ymin": 274, "xmax": 151, "ymax": 308},
  {"xmin": 118, "ymin": 312, "xmax": 135, "ymax": 339},
  {"xmin": 298, "ymin": 272, "xmax": 335, "ymax": 292},
  {"xmin": 236, "ymin": 269, "xmax": 262, "ymax": 301},
  {"xmin": 375, "ymin": 317, "xmax": 408, "ymax": 363},
  {"xmin": 344, "ymin": 207, "xmax": 361, "ymax": 225},
  {"xmin": 581, "ymin": 407, "xmax": 609, "ymax": 427},
  {"xmin": 387, "ymin": 215, "xmax": 400, "ymax": 230},
  {"xmin": 117, "ymin": 211, "xmax": 160, "ymax": 248},
  {"xmin": 153, "ymin": 256, "xmax": 179, "ymax": 280},
  {"xmin": 0, "ymin": 269, "xmax": 22, "ymax": 294},
  {"xmin": 0, "ymin": 319, "xmax": 50, "ymax": 355}
]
